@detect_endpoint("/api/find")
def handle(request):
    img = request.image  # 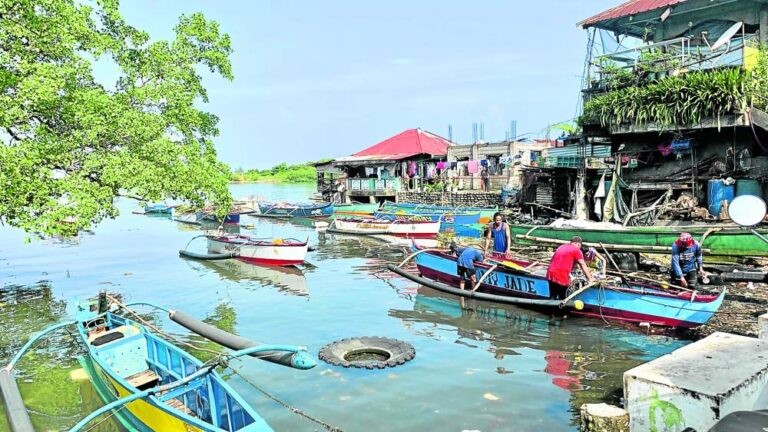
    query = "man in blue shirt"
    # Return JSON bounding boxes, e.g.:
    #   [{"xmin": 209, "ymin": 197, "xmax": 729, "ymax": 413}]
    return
[
  {"xmin": 457, "ymin": 247, "xmax": 485, "ymax": 291},
  {"xmin": 670, "ymin": 232, "xmax": 704, "ymax": 289}
]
